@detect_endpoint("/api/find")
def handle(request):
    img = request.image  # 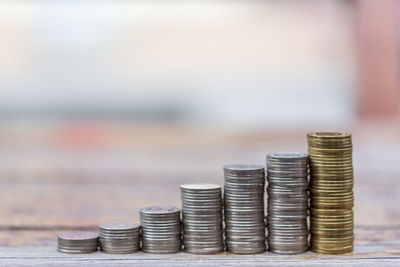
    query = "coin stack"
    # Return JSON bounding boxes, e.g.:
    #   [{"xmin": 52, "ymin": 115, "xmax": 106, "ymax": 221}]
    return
[
  {"xmin": 266, "ymin": 152, "xmax": 309, "ymax": 254},
  {"xmin": 99, "ymin": 222, "xmax": 140, "ymax": 253},
  {"xmin": 140, "ymin": 206, "xmax": 182, "ymax": 253},
  {"xmin": 224, "ymin": 164, "xmax": 266, "ymax": 254},
  {"xmin": 180, "ymin": 183, "xmax": 223, "ymax": 254},
  {"xmin": 57, "ymin": 231, "xmax": 98, "ymax": 254},
  {"xmin": 307, "ymin": 131, "xmax": 354, "ymax": 254}
]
